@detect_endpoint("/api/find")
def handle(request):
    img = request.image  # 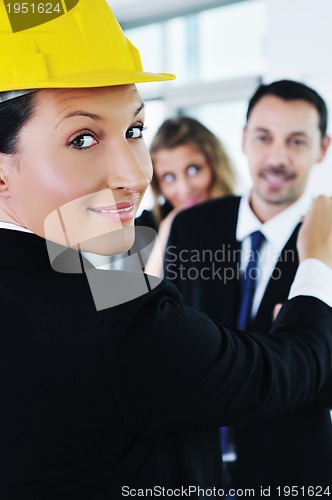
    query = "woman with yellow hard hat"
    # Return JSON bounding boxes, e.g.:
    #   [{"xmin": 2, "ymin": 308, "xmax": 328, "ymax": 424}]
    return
[{"xmin": 0, "ymin": 1, "xmax": 332, "ymax": 498}]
